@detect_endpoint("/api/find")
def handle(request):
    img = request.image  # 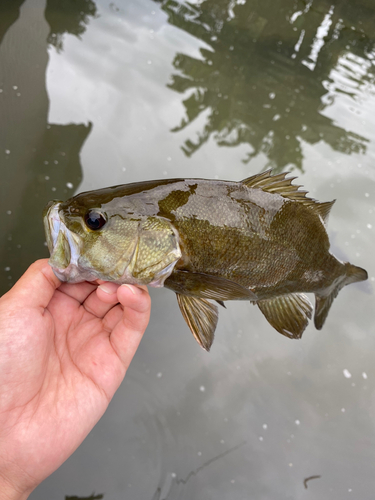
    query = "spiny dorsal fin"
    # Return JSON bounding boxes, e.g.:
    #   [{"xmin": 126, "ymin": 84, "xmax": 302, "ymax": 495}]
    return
[
  {"xmin": 241, "ymin": 169, "xmax": 335, "ymax": 222},
  {"xmin": 241, "ymin": 170, "xmax": 306, "ymax": 199},
  {"xmin": 176, "ymin": 294, "xmax": 218, "ymax": 351},
  {"xmin": 257, "ymin": 293, "xmax": 313, "ymax": 339}
]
